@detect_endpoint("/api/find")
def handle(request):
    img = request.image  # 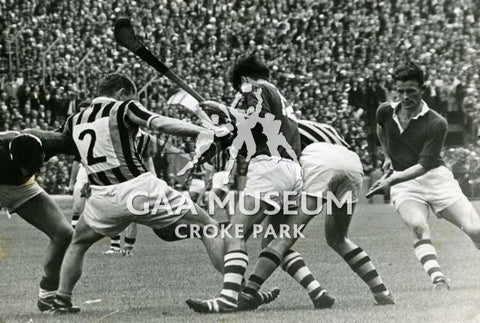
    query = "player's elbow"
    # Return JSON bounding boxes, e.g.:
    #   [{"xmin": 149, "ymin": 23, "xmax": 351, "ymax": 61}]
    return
[{"xmin": 418, "ymin": 154, "xmax": 444, "ymax": 171}]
